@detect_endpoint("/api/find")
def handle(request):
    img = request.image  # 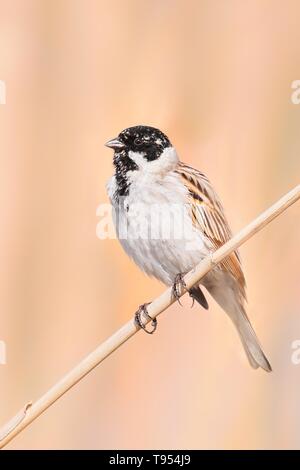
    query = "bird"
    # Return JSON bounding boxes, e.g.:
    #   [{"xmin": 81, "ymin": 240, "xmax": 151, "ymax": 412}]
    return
[{"xmin": 105, "ymin": 125, "xmax": 271, "ymax": 372}]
